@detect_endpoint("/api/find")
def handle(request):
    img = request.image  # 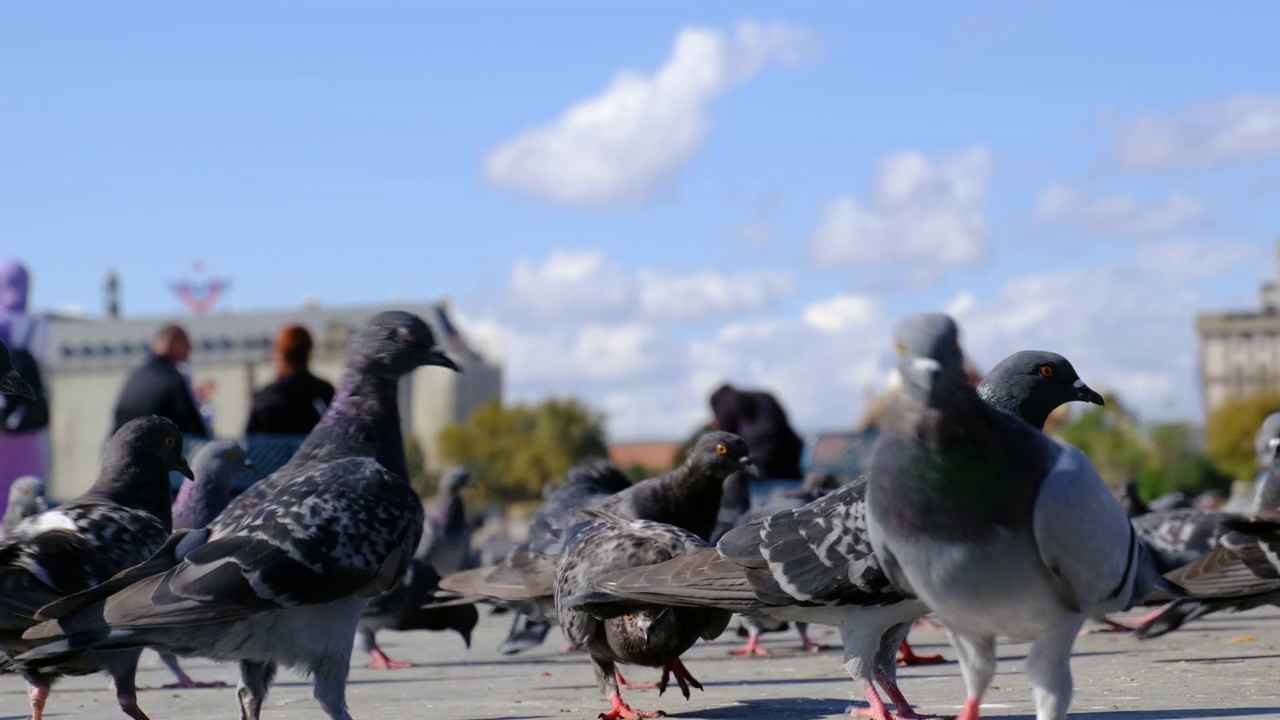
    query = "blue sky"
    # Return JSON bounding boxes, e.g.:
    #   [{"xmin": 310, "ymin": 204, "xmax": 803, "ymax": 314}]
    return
[{"xmin": 5, "ymin": 1, "xmax": 1280, "ymax": 439}]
